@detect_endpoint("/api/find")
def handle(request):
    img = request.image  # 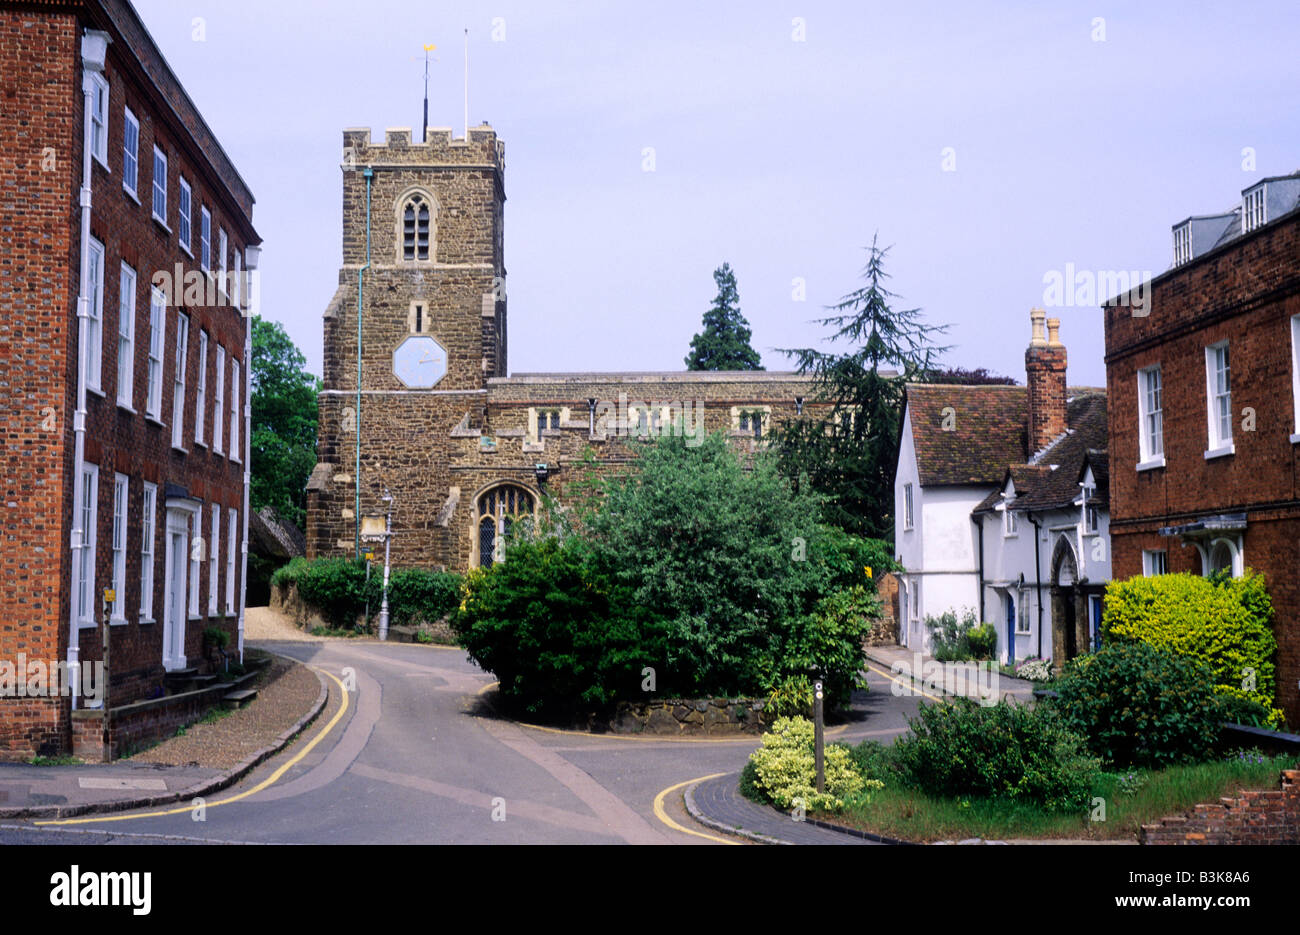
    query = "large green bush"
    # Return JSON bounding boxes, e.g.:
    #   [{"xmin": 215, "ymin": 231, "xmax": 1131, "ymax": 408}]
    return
[
  {"xmin": 891, "ymin": 699, "xmax": 1099, "ymax": 812},
  {"xmin": 1051, "ymin": 641, "xmax": 1221, "ymax": 768},
  {"xmin": 450, "ymin": 537, "xmax": 669, "ymax": 715},
  {"xmin": 1102, "ymin": 571, "xmax": 1281, "ymax": 727},
  {"xmin": 453, "ymin": 432, "xmax": 894, "ymax": 713}
]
